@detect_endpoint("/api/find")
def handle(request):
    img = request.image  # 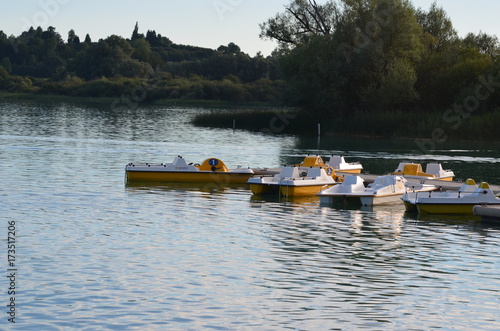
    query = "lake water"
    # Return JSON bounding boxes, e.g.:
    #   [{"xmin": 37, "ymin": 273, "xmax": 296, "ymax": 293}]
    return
[{"xmin": 1, "ymin": 100, "xmax": 500, "ymax": 330}]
